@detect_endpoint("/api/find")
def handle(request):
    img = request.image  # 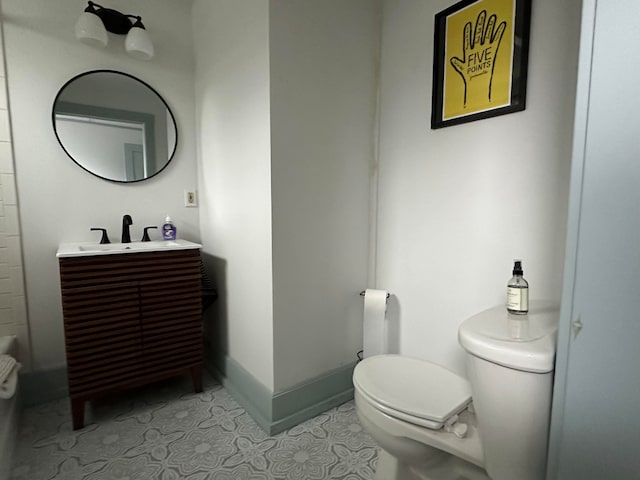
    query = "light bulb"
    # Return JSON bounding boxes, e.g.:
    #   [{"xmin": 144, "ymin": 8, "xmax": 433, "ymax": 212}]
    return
[
  {"xmin": 75, "ymin": 11, "xmax": 108, "ymax": 48},
  {"xmin": 125, "ymin": 26, "xmax": 154, "ymax": 60}
]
